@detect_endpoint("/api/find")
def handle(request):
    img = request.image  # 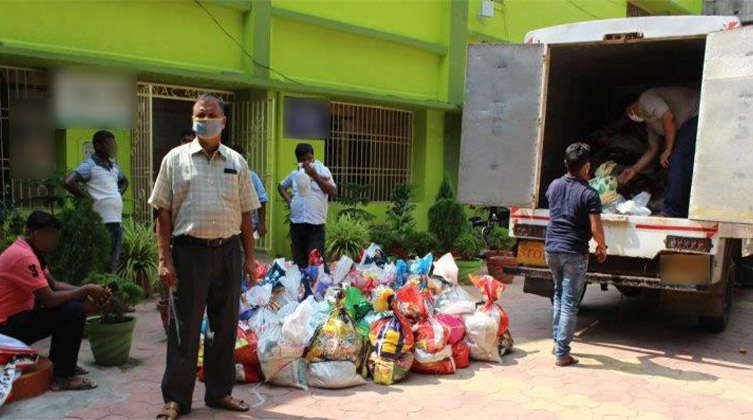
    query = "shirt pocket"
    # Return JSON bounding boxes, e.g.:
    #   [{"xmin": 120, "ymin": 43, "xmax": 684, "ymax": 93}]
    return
[{"xmin": 221, "ymin": 170, "xmax": 240, "ymax": 206}]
